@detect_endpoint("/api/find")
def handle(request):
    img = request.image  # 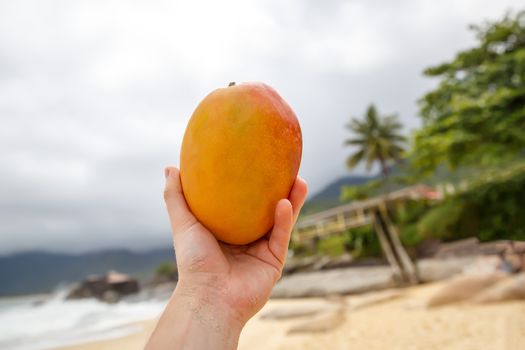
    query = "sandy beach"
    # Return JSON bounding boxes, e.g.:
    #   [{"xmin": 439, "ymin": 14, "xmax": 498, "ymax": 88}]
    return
[{"xmin": 59, "ymin": 280, "xmax": 525, "ymax": 350}]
